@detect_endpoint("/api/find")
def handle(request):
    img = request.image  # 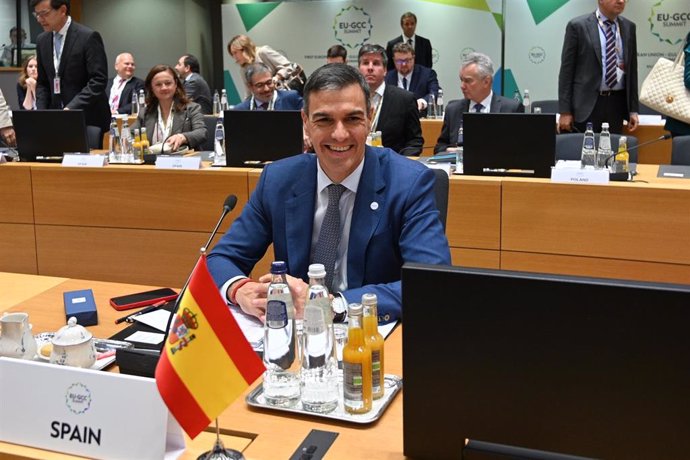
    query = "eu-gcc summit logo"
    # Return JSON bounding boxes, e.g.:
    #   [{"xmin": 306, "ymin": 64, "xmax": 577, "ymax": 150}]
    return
[{"xmin": 333, "ymin": 5, "xmax": 372, "ymax": 49}]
